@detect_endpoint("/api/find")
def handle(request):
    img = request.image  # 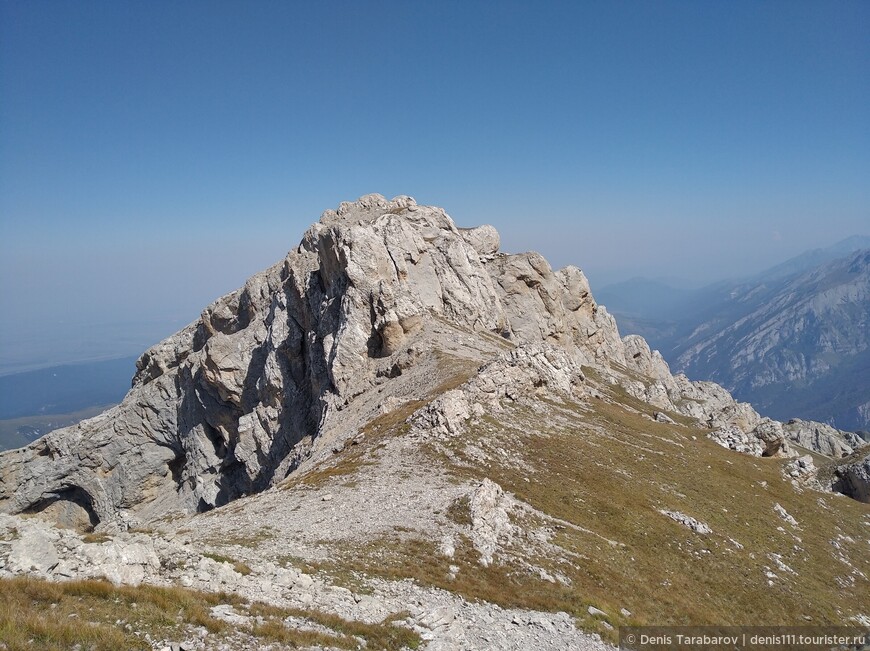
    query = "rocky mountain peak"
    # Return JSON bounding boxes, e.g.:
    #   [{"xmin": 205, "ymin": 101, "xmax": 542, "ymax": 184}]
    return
[
  {"xmin": 0, "ymin": 195, "xmax": 865, "ymax": 535},
  {"xmin": 1, "ymin": 195, "xmax": 869, "ymax": 647},
  {"xmin": 0, "ymin": 195, "xmax": 620, "ymax": 526}
]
